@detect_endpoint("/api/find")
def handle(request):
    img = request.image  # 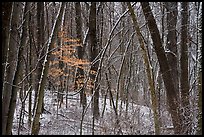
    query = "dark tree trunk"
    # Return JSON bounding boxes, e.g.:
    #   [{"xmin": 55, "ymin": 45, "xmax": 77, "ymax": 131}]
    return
[
  {"xmin": 75, "ymin": 2, "xmax": 87, "ymax": 109},
  {"xmin": 2, "ymin": 2, "xmax": 12, "ymax": 84},
  {"xmin": 2, "ymin": 2, "xmax": 13, "ymax": 135},
  {"xmin": 33, "ymin": 2, "xmax": 45, "ymax": 114},
  {"xmin": 180, "ymin": 2, "xmax": 192, "ymax": 134},
  {"xmin": 6, "ymin": 2, "xmax": 30, "ymax": 135},
  {"xmin": 127, "ymin": 2, "xmax": 160, "ymax": 134},
  {"xmin": 165, "ymin": 2, "xmax": 179, "ymax": 95},
  {"xmin": 88, "ymin": 2, "xmax": 100, "ymax": 119},
  {"xmin": 31, "ymin": 3, "xmax": 65, "ymax": 135},
  {"xmin": 140, "ymin": 2, "xmax": 182, "ymax": 134}
]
